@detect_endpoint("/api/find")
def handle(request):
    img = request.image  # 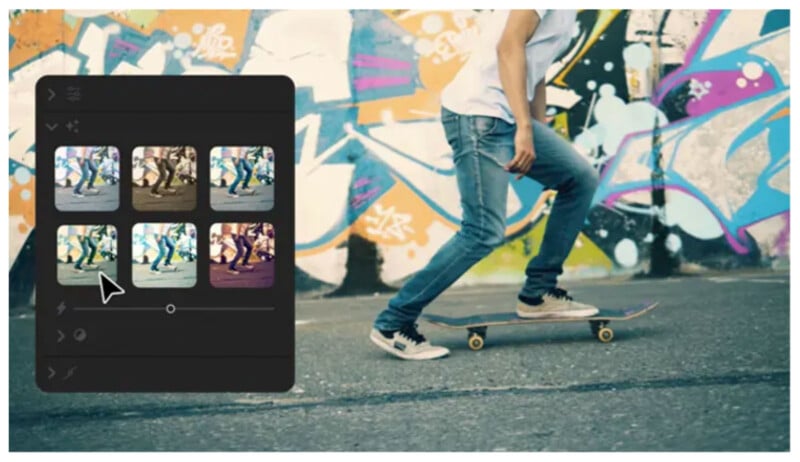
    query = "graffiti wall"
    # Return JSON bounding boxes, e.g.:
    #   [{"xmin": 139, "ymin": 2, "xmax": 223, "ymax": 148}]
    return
[{"xmin": 8, "ymin": 9, "xmax": 790, "ymax": 301}]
